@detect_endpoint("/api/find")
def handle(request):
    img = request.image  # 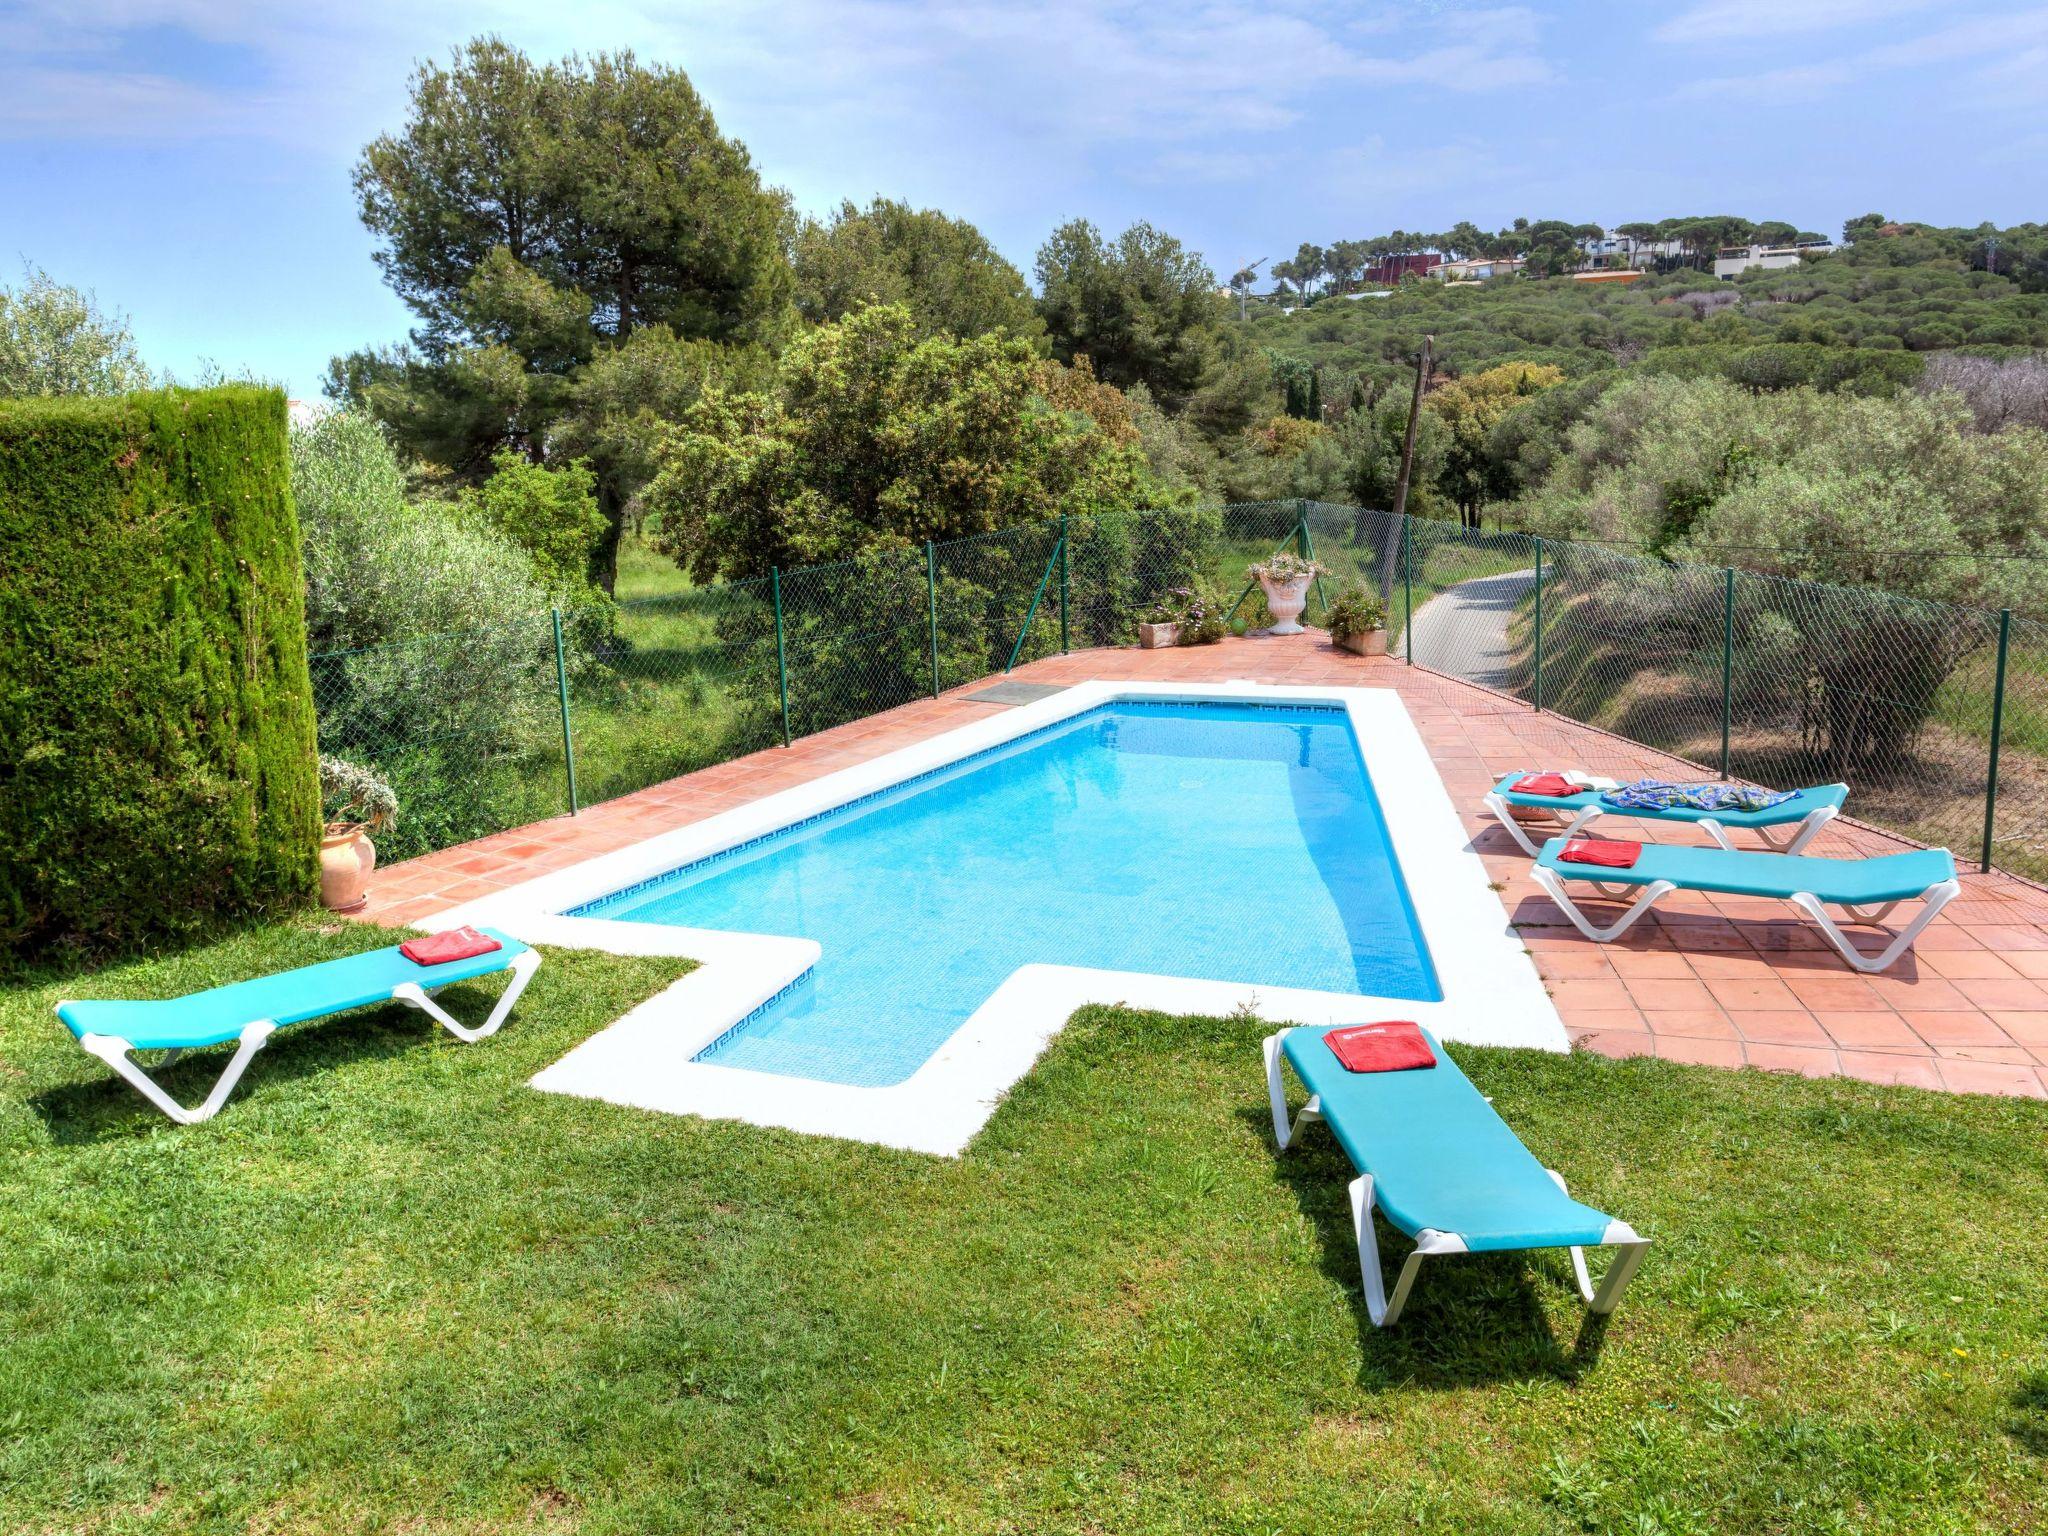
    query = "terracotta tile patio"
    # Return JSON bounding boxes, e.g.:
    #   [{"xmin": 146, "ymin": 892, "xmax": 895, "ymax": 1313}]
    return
[{"xmin": 359, "ymin": 633, "xmax": 2048, "ymax": 1100}]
